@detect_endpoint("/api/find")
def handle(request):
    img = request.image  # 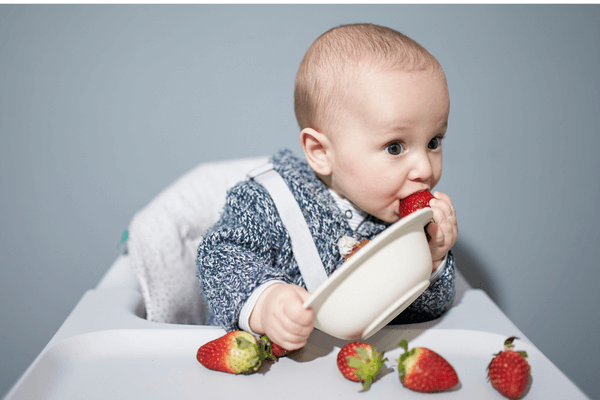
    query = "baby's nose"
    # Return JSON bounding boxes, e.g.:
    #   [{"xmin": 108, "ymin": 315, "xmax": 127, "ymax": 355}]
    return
[{"xmin": 407, "ymin": 152, "xmax": 433, "ymax": 181}]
